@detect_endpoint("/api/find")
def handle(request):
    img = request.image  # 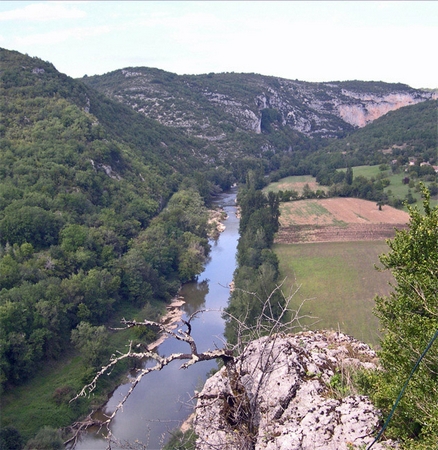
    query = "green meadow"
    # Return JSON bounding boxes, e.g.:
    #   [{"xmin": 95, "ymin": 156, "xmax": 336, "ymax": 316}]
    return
[
  {"xmin": 345, "ymin": 164, "xmax": 381, "ymax": 178},
  {"xmin": 345, "ymin": 165, "xmax": 437, "ymax": 210},
  {"xmin": 275, "ymin": 240, "xmax": 394, "ymax": 347}
]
